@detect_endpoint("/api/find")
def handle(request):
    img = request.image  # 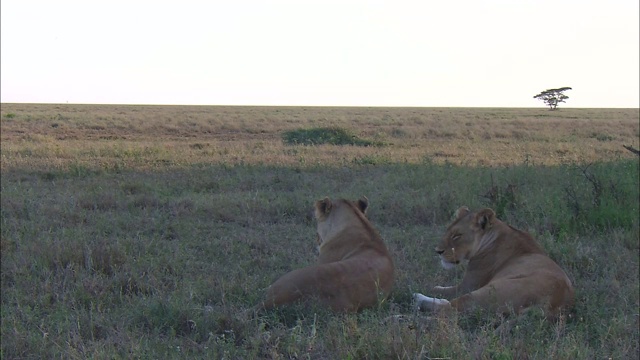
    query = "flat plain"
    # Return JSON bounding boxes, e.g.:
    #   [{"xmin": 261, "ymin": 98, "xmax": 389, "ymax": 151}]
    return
[{"xmin": 1, "ymin": 103, "xmax": 639, "ymax": 359}]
